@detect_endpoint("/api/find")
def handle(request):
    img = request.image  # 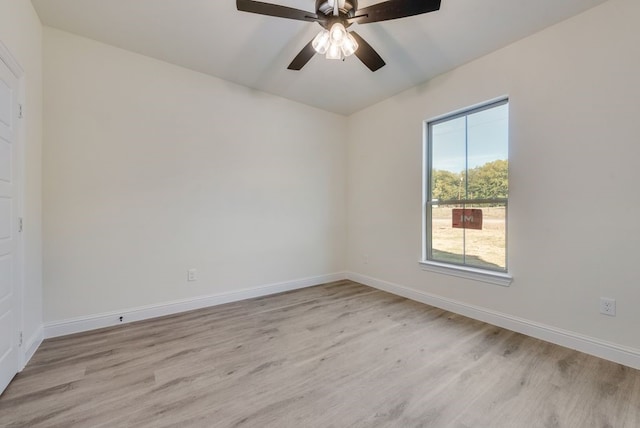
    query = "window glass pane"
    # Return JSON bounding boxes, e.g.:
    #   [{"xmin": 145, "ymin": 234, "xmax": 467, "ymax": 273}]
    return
[
  {"xmin": 431, "ymin": 204, "xmax": 465, "ymax": 264},
  {"xmin": 431, "ymin": 117, "xmax": 465, "ymax": 201},
  {"xmin": 431, "ymin": 202, "xmax": 507, "ymax": 271},
  {"xmin": 467, "ymin": 103, "xmax": 509, "ymax": 199},
  {"xmin": 463, "ymin": 202, "xmax": 507, "ymax": 270}
]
